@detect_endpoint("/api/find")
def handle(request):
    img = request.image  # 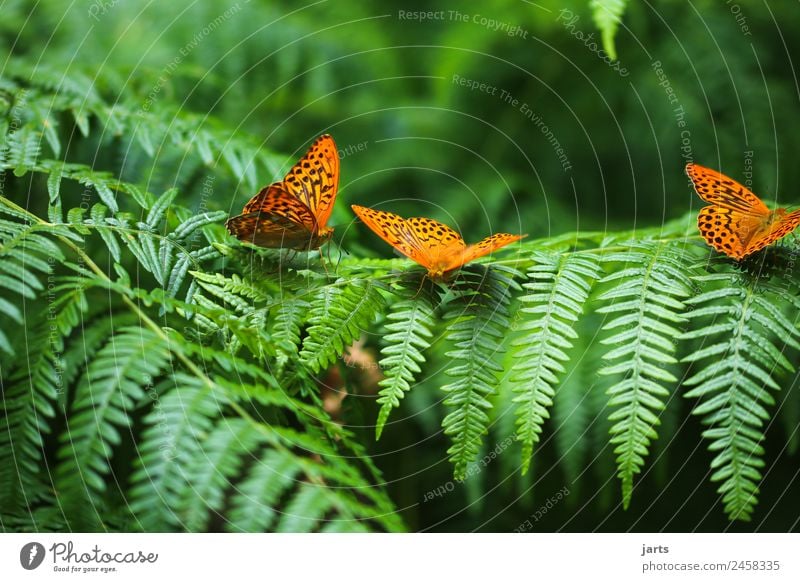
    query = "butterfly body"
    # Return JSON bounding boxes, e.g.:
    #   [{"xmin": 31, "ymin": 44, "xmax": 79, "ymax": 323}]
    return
[
  {"xmin": 351, "ymin": 205, "xmax": 525, "ymax": 281},
  {"xmin": 226, "ymin": 134, "xmax": 339, "ymax": 250},
  {"xmin": 687, "ymin": 163, "xmax": 800, "ymax": 260}
]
